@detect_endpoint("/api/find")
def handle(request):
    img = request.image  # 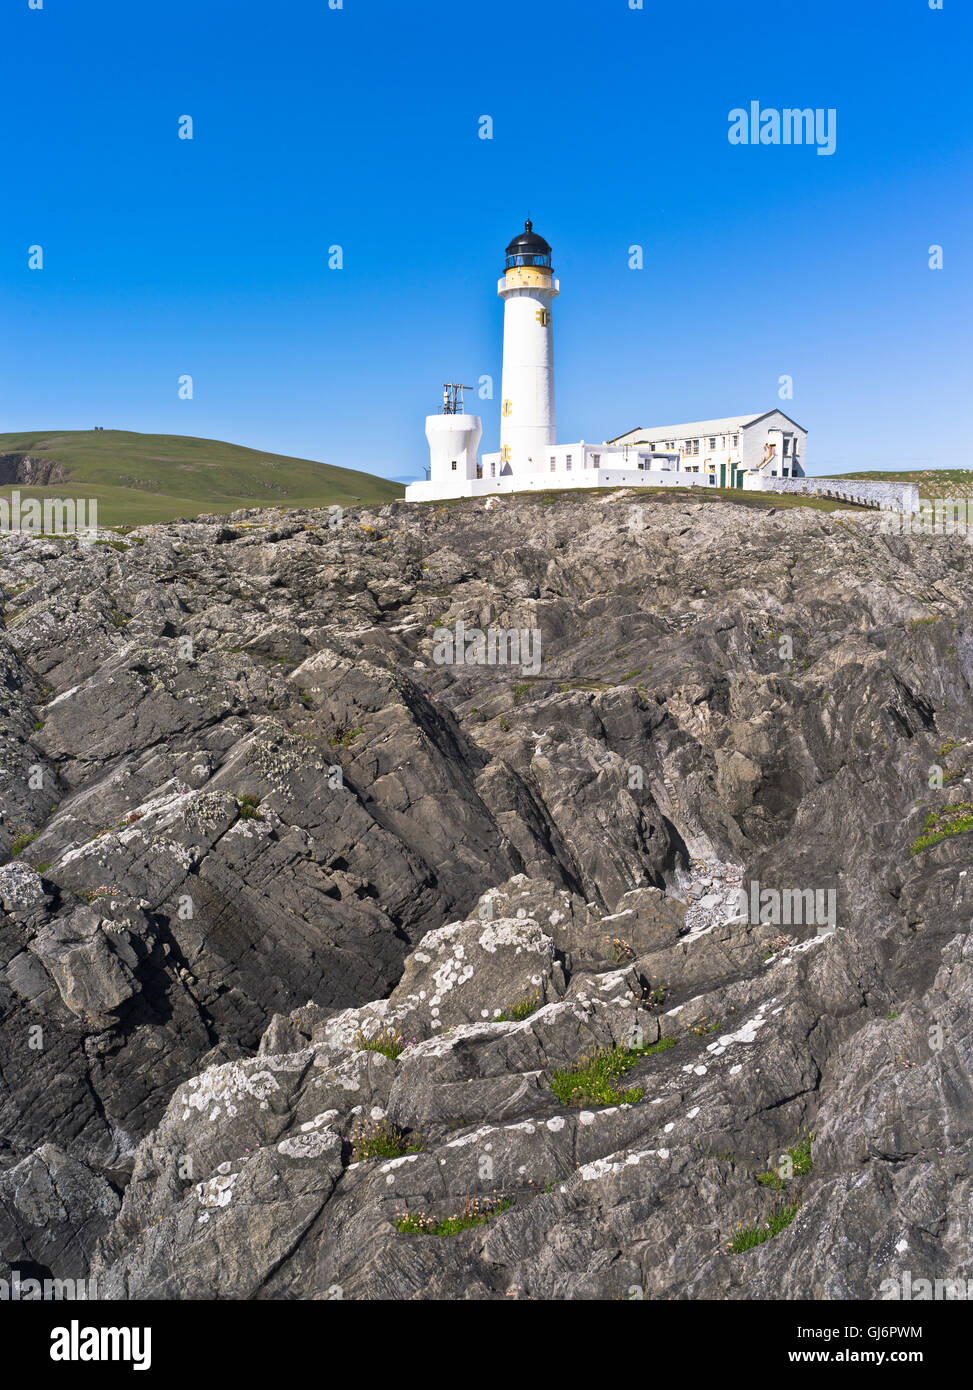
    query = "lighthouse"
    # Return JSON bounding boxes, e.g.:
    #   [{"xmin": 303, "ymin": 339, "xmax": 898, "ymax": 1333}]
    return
[
  {"xmin": 497, "ymin": 220, "xmax": 559, "ymax": 475},
  {"xmin": 406, "ymin": 219, "xmax": 808, "ymax": 503}
]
